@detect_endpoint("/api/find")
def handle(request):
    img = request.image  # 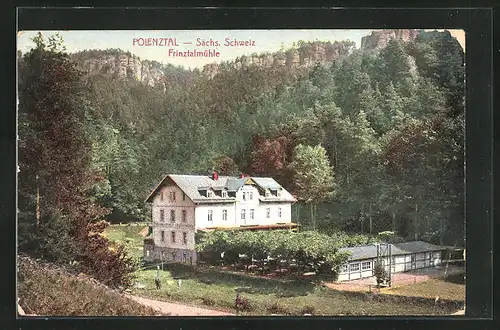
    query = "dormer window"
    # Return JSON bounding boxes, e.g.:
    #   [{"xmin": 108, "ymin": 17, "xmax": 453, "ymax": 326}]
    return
[
  {"xmin": 265, "ymin": 190, "xmax": 270, "ymax": 197},
  {"xmin": 222, "ymin": 191, "xmax": 228, "ymax": 198},
  {"xmin": 207, "ymin": 191, "xmax": 213, "ymax": 198},
  {"xmin": 277, "ymin": 189, "xmax": 282, "ymax": 197}
]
